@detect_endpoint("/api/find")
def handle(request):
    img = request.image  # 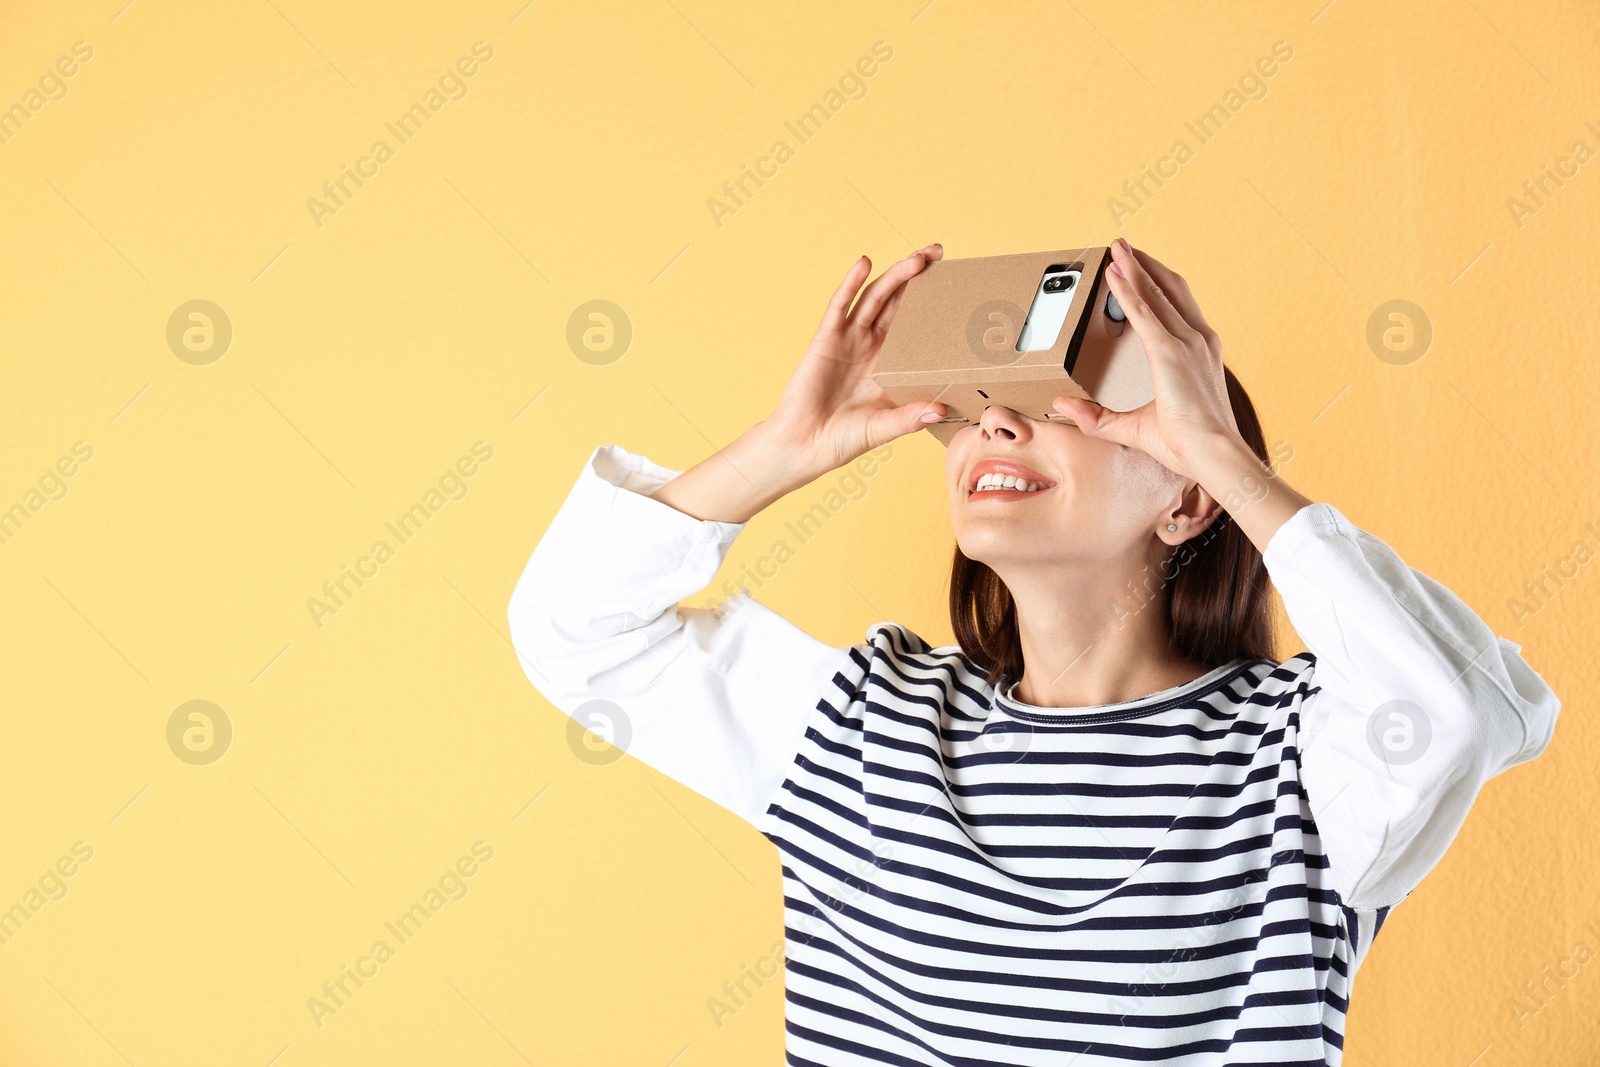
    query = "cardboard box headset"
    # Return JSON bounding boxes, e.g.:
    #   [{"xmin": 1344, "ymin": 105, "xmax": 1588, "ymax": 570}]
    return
[{"xmin": 871, "ymin": 245, "xmax": 1153, "ymax": 446}]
